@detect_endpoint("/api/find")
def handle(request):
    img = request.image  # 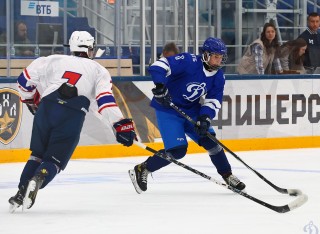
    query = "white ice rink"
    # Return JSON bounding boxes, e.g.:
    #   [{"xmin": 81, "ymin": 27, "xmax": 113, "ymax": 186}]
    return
[{"xmin": 1, "ymin": 148, "xmax": 319, "ymax": 234}]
